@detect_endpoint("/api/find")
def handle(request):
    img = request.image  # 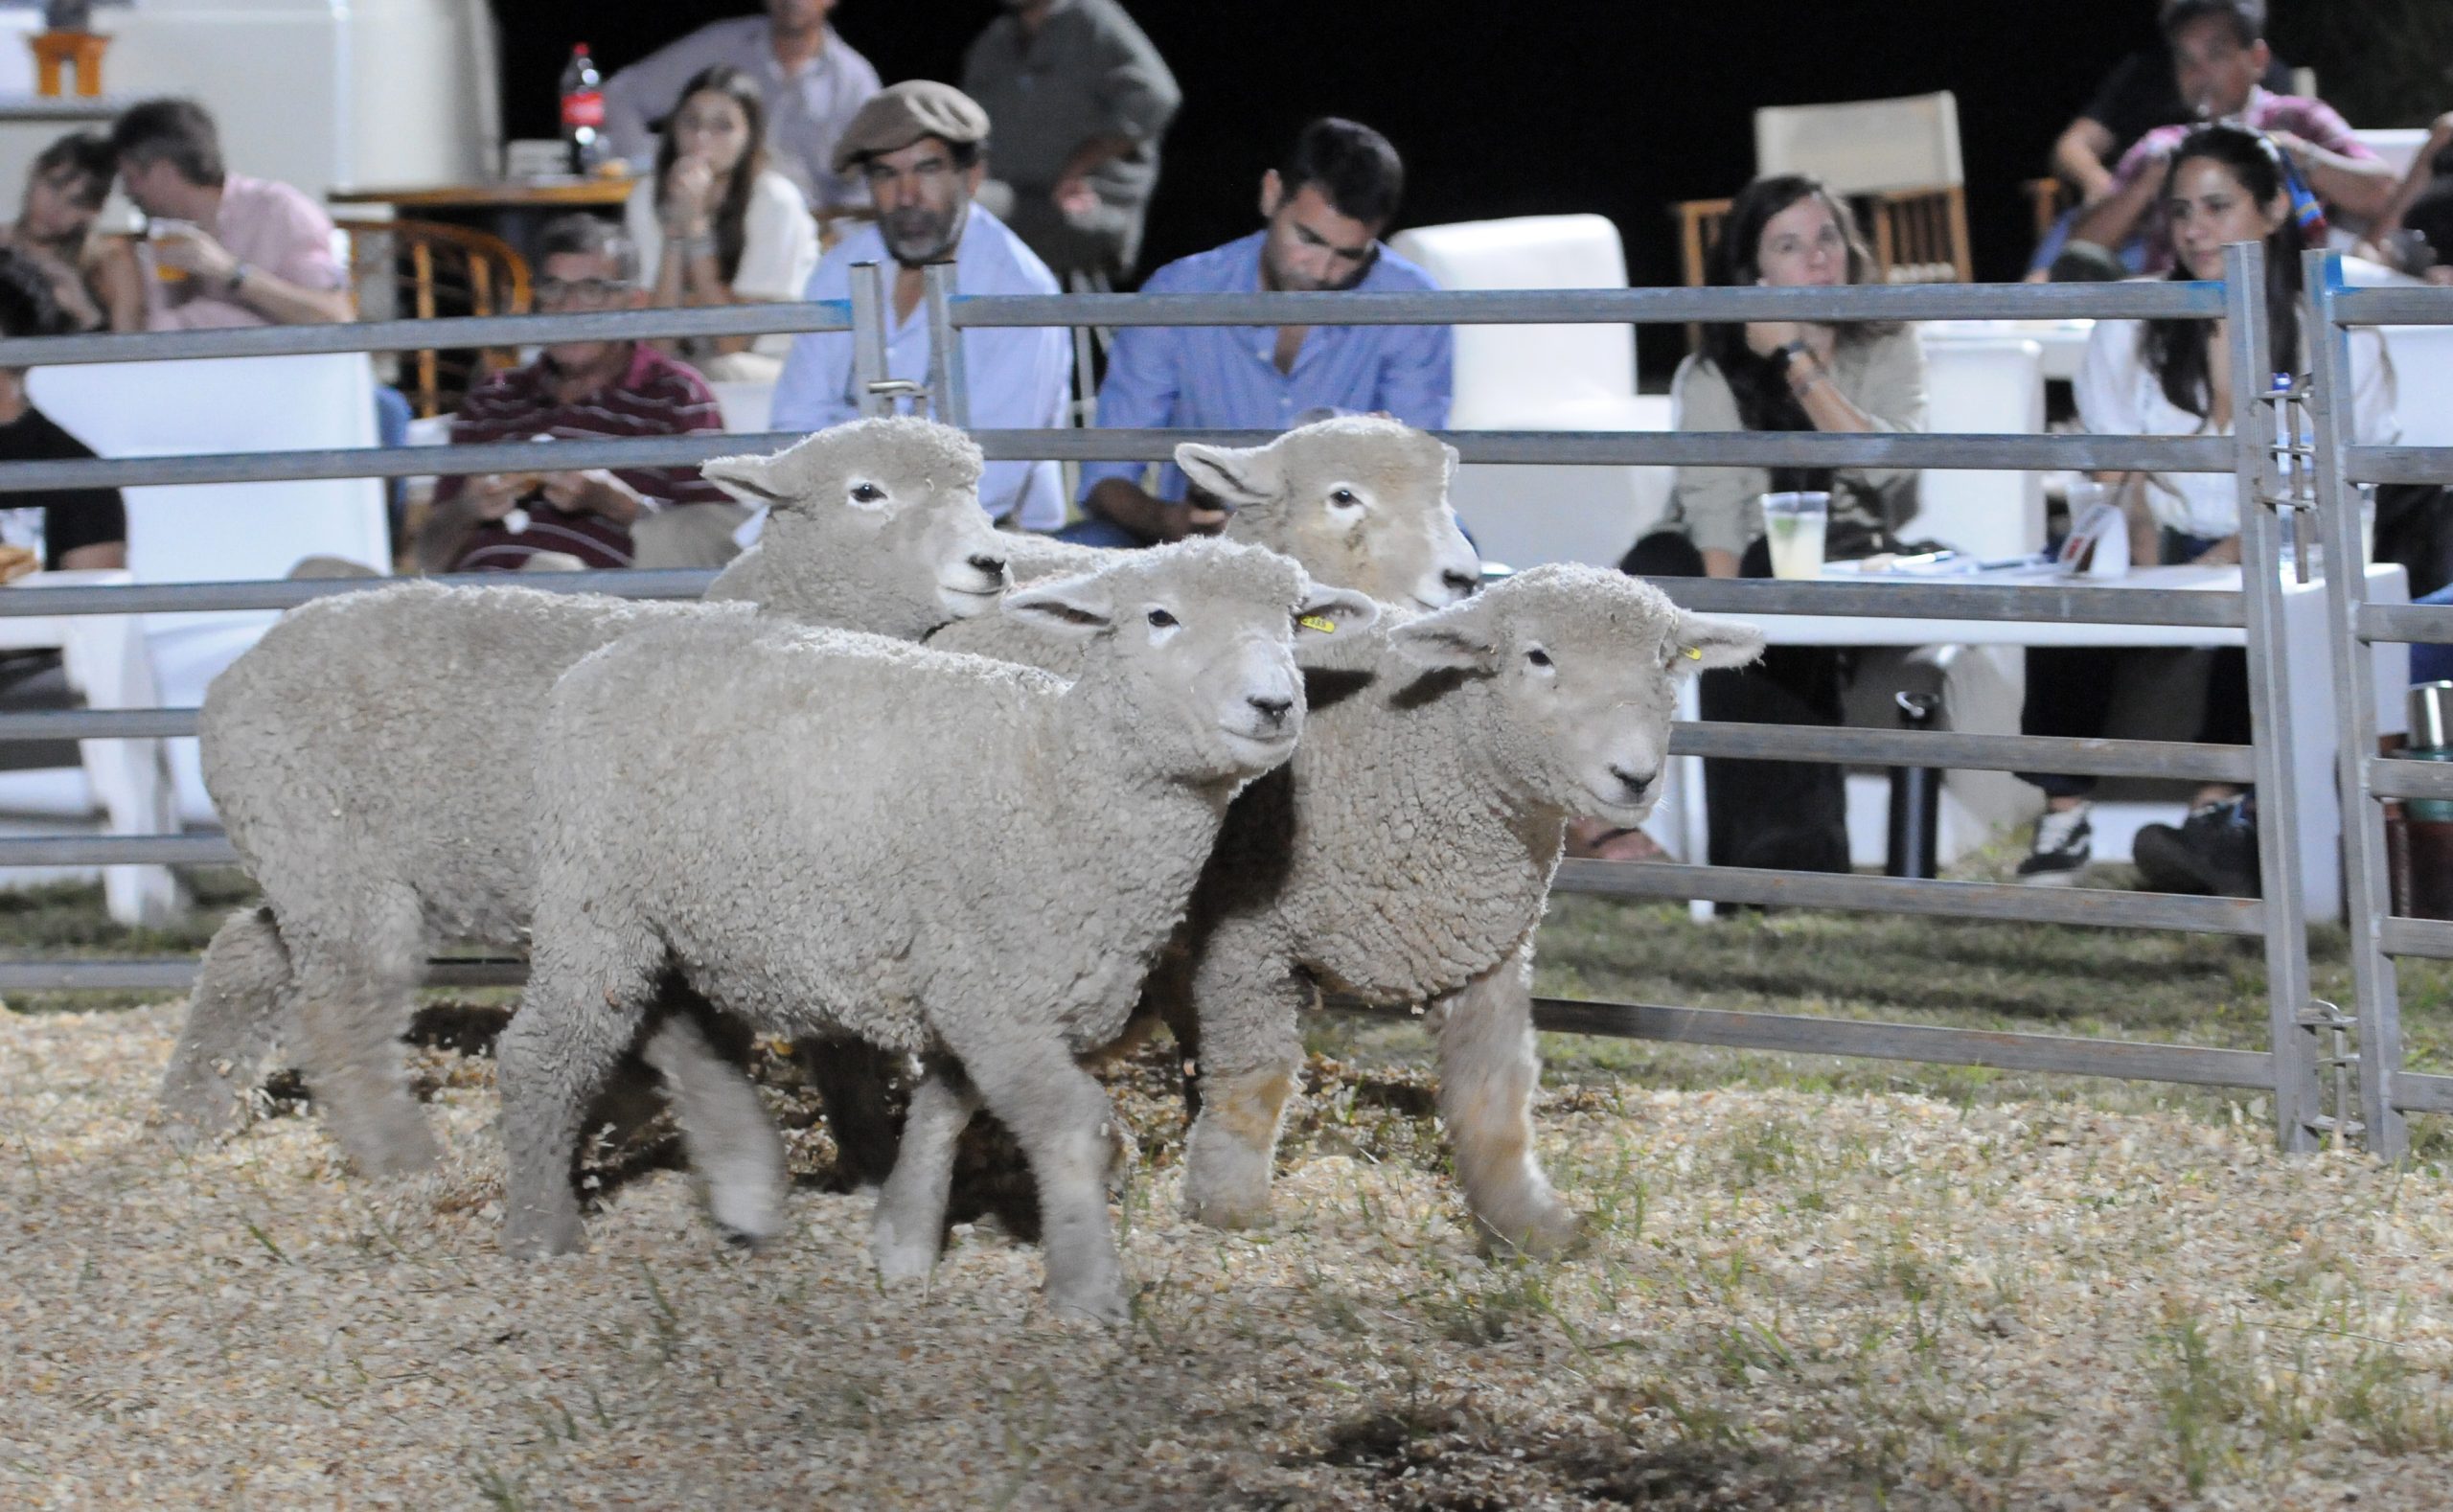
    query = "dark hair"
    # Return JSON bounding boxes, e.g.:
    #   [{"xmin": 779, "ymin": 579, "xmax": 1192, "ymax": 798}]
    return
[
  {"xmin": 539, "ymin": 213, "xmax": 637, "ymax": 284},
  {"xmin": 0, "ymin": 245, "xmax": 73, "ymax": 341},
  {"xmin": 1698, "ymin": 174, "xmax": 1890, "ymax": 439},
  {"xmin": 108, "ymin": 99, "xmax": 224, "ymax": 189},
  {"xmin": 2160, "ymin": 0, "xmax": 2265, "ymax": 46},
  {"xmin": 2142, "ymin": 124, "xmax": 2304, "ymax": 419},
  {"xmin": 30, "ymin": 130, "xmax": 115, "ymax": 211},
  {"xmin": 1277, "ymin": 117, "xmax": 1405, "ymax": 228},
  {"xmin": 653, "ymin": 65, "xmax": 768, "ymax": 286}
]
